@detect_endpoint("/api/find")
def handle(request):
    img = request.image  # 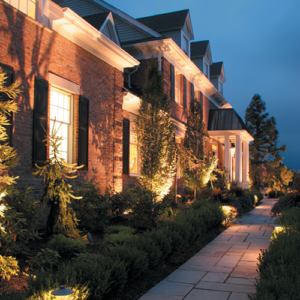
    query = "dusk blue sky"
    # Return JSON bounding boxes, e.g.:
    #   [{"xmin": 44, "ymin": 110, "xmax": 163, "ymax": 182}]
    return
[{"xmin": 107, "ymin": 0, "xmax": 300, "ymax": 170}]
